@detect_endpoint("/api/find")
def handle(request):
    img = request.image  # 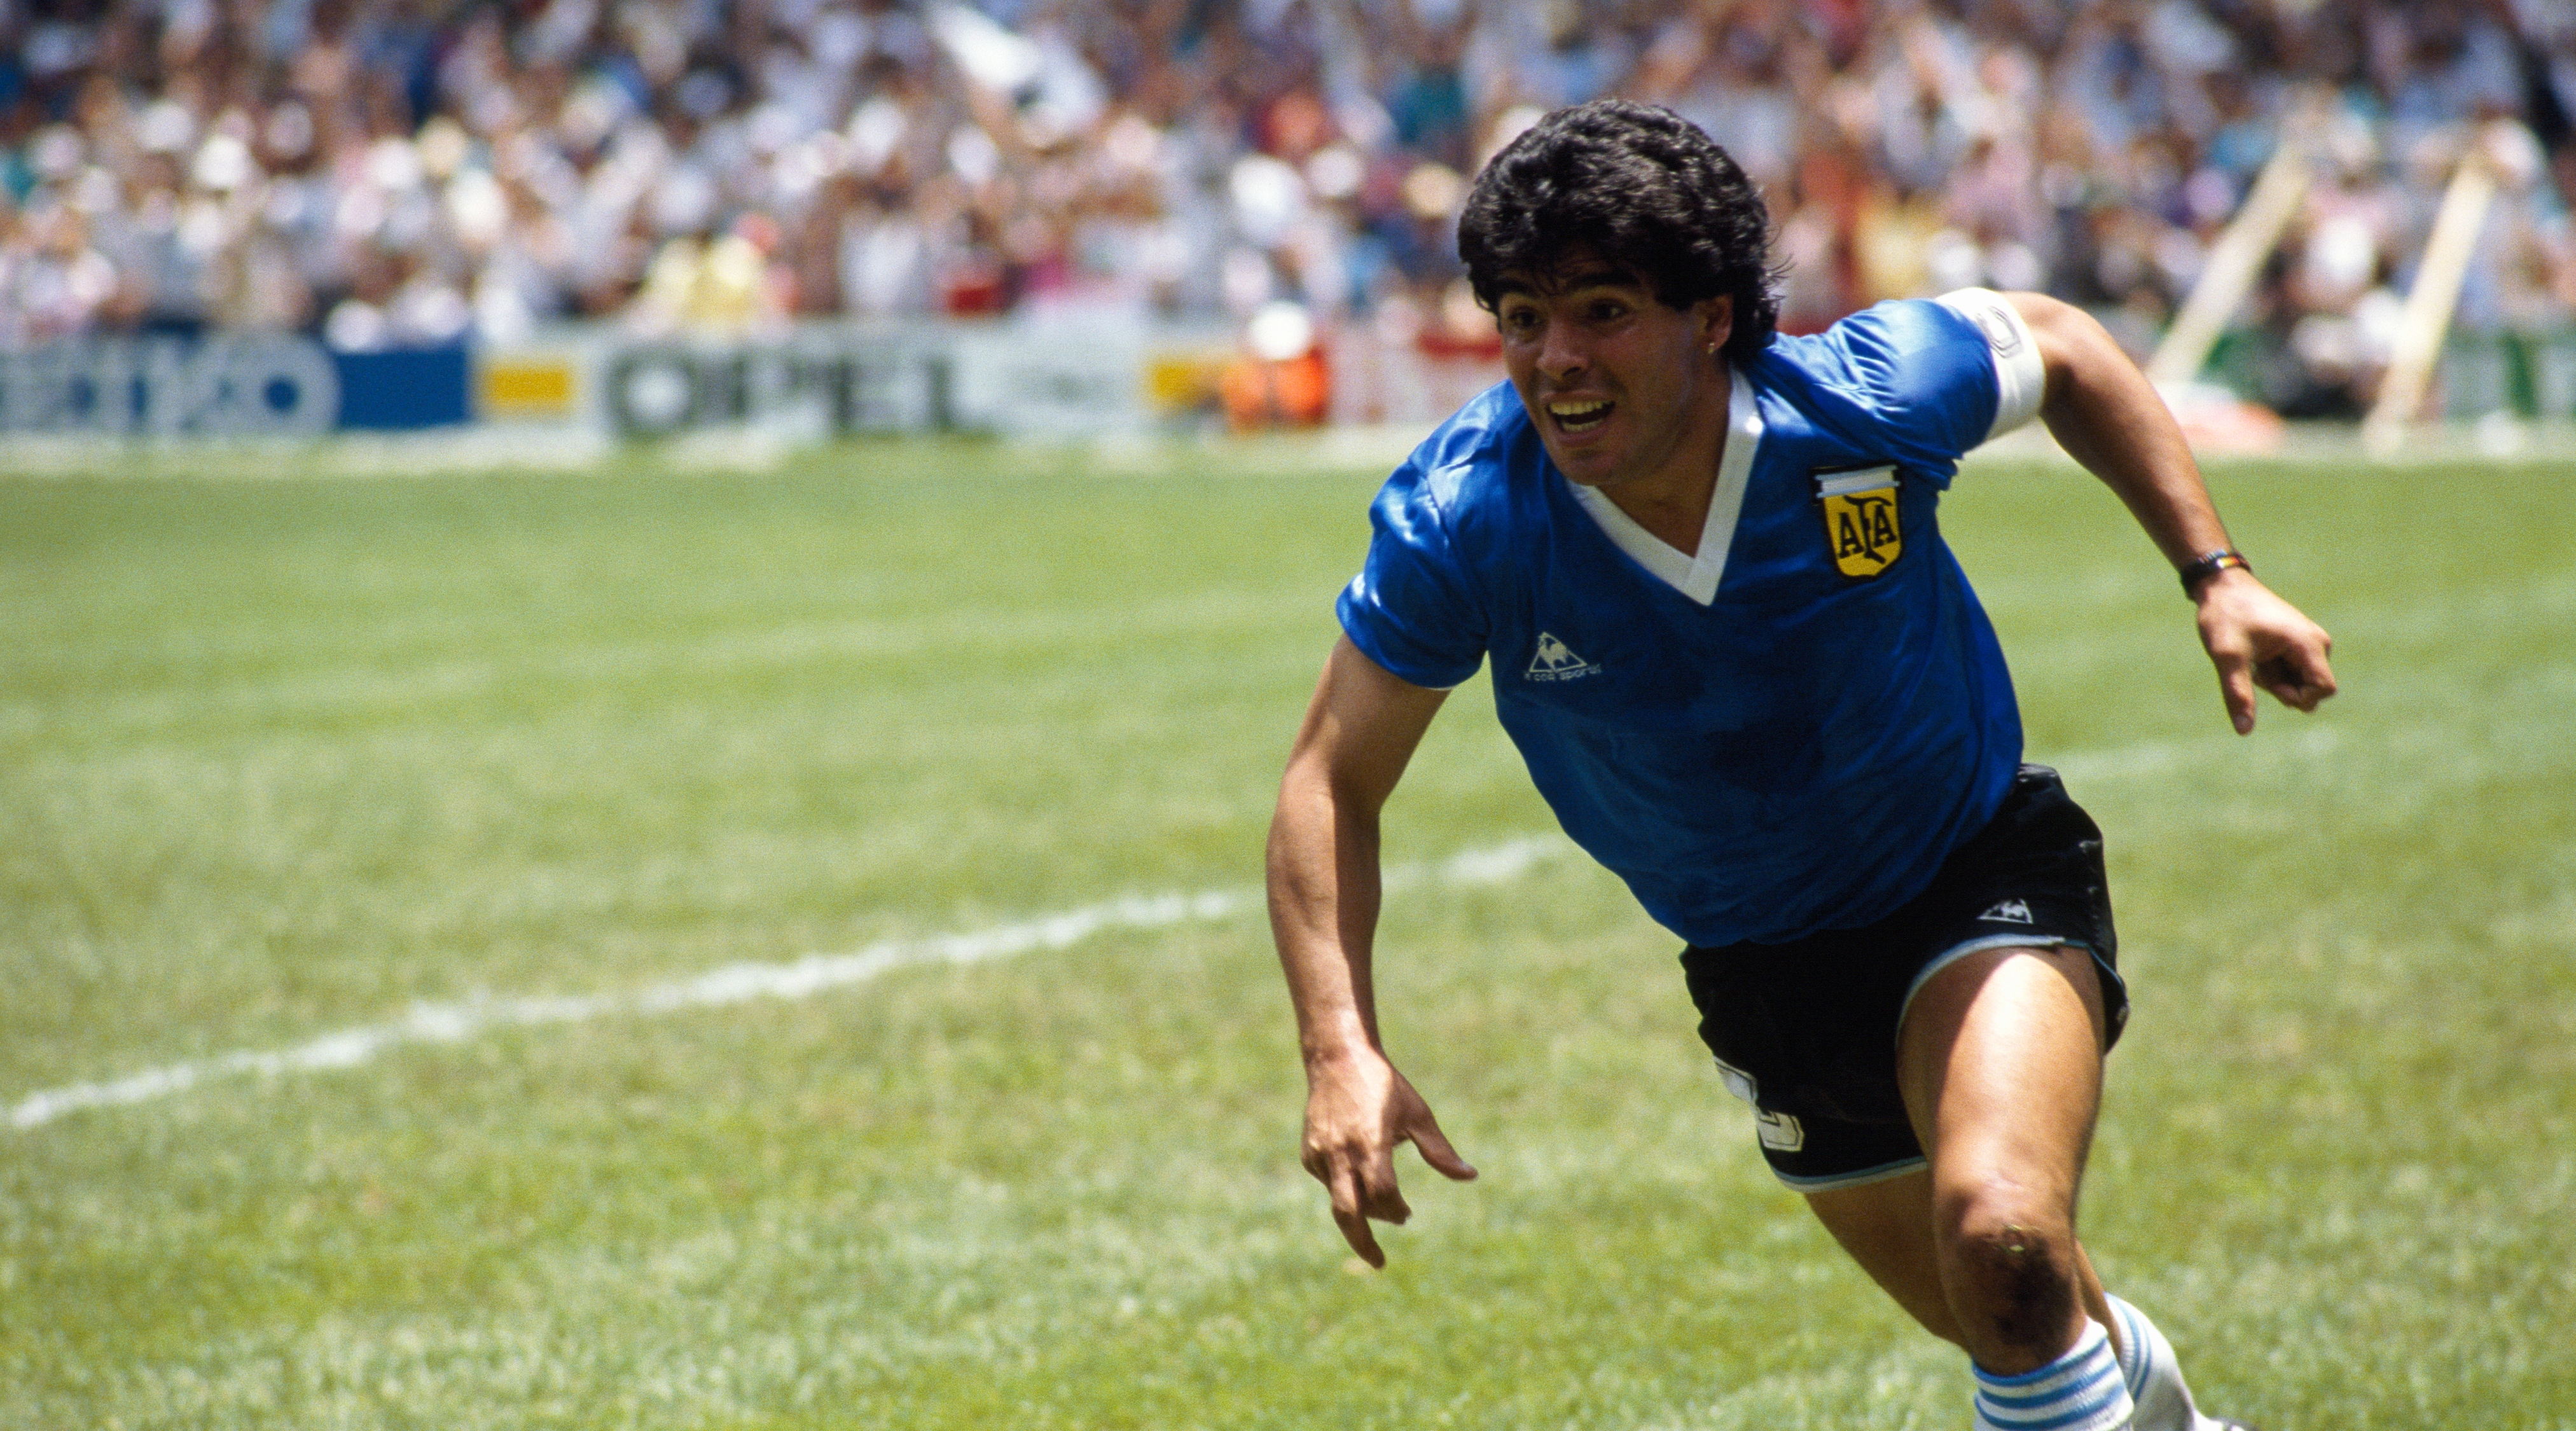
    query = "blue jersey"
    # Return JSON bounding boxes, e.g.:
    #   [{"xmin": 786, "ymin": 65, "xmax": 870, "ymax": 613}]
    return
[{"xmin": 1337, "ymin": 293, "xmax": 2048, "ymax": 947}]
